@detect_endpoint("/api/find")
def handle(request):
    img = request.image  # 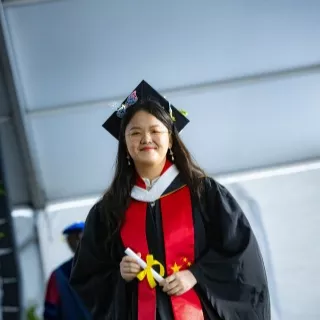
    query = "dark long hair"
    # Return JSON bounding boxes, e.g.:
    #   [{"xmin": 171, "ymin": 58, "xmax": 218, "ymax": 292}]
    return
[{"xmin": 101, "ymin": 99, "xmax": 206, "ymax": 241}]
